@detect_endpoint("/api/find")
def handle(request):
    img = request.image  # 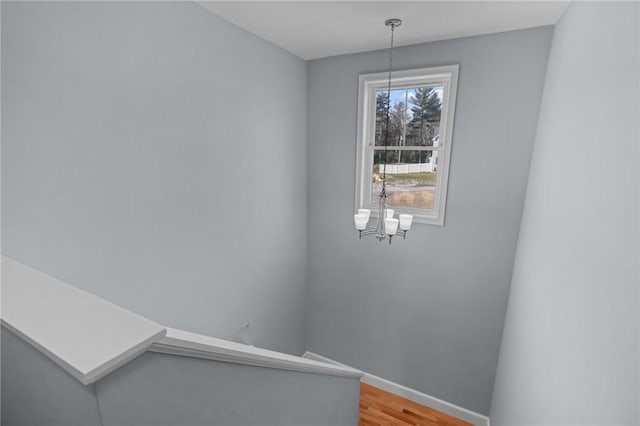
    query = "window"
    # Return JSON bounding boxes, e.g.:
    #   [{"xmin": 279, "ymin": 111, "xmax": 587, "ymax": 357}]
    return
[{"xmin": 355, "ymin": 65, "xmax": 459, "ymax": 225}]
